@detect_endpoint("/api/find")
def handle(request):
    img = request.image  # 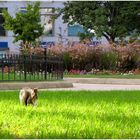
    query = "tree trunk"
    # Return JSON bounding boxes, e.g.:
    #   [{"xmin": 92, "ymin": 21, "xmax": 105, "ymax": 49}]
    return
[{"xmin": 102, "ymin": 33, "xmax": 115, "ymax": 44}]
